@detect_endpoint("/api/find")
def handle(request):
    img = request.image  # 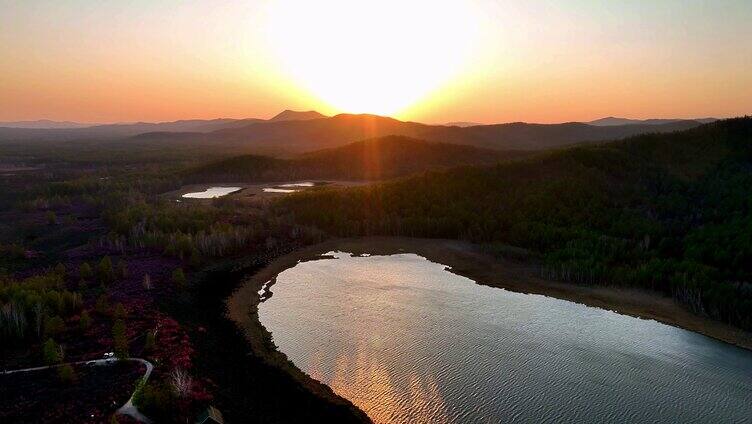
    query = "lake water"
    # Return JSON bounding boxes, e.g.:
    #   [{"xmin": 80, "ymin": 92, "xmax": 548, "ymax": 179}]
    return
[
  {"xmin": 262, "ymin": 187, "xmax": 298, "ymax": 193},
  {"xmin": 279, "ymin": 182, "xmax": 315, "ymax": 187},
  {"xmin": 182, "ymin": 186, "xmax": 242, "ymax": 199},
  {"xmin": 258, "ymin": 251, "xmax": 752, "ymax": 423},
  {"xmin": 262, "ymin": 182, "xmax": 318, "ymax": 193}
]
